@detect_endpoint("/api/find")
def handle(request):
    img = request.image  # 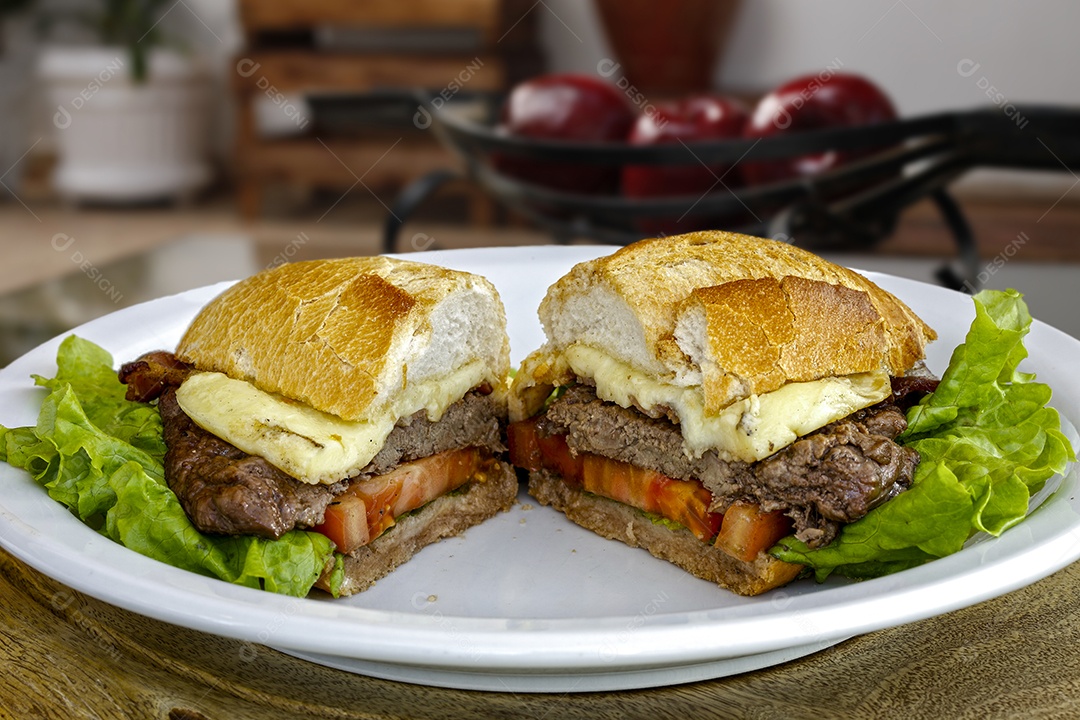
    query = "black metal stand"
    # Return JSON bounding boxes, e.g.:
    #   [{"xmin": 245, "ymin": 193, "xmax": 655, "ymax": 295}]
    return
[
  {"xmin": 343, "ymin": 90, "xmax": 1080, "ymax": 289},
  {"xmin": 382, "ymin": 169, "xmax": 461, "ymax": 255}
]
